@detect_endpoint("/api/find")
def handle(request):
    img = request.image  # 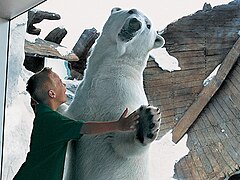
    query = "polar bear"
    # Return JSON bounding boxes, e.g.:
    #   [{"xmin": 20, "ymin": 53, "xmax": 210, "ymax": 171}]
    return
[{"xmin": 63, "ymin": 7, "xmax": 165, "ymax": 180}]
